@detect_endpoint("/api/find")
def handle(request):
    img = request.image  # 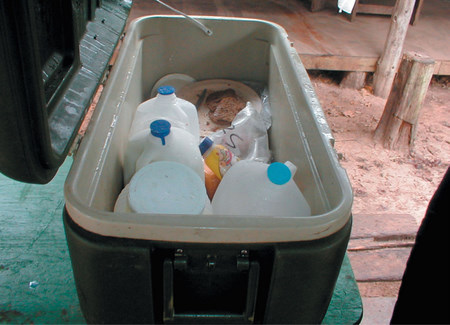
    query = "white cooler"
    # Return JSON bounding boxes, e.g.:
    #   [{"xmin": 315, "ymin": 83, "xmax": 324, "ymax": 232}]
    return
[{"xmin": 61, "ymin": 16, "xmax": 353, "ymax": 324}]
